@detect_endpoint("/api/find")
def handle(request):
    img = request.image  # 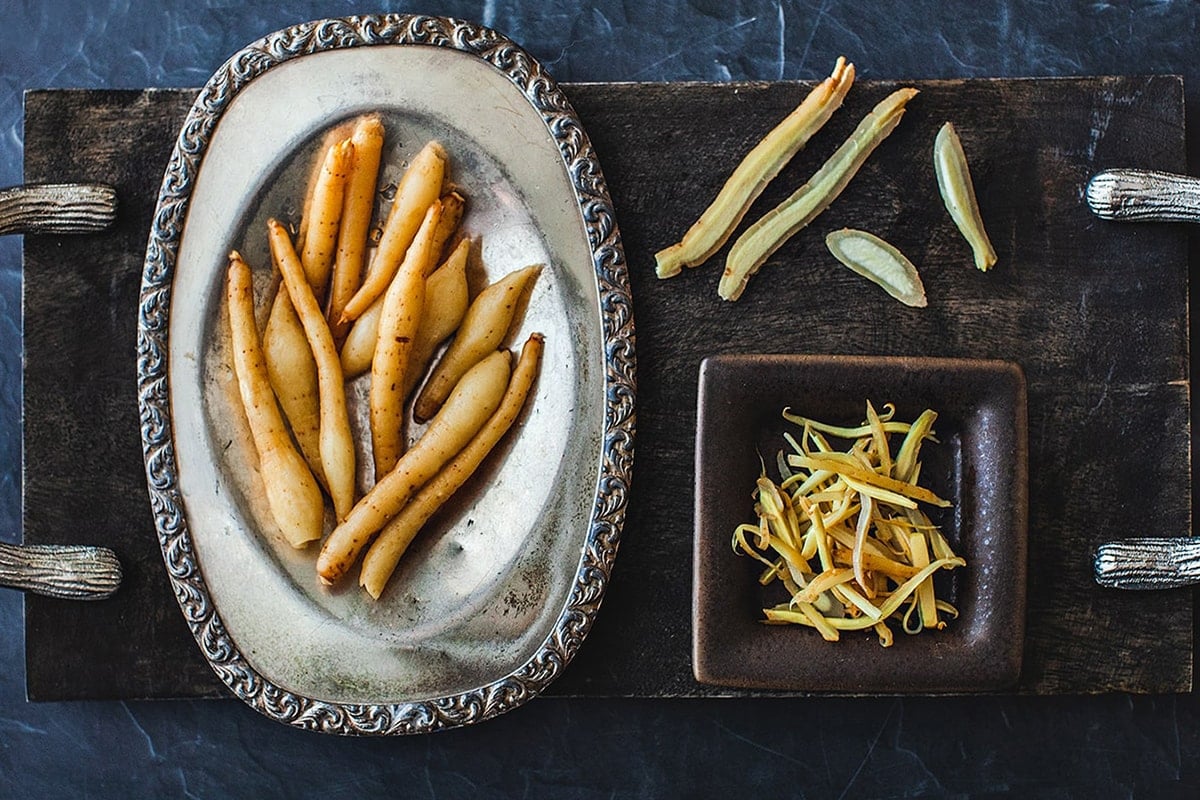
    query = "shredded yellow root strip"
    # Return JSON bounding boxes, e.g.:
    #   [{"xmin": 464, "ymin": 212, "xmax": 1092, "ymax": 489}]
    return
[
  {"xmin": 852, "ymin": 493, "xmax": 874, "ymax": 596},
  {"xmin": 866, "ymin": 400, "xmax": 891, "ymax": 476},
  {"xmin": 654, "ymin": 56, "xmax": 855, "ymax": 279},
  {"xmin": 782, "ymin": 405, "xmax": 923, "ymax": 441},
  {"xmin": 719, "ymin": 87, "xmax": 918, "ymax": 301},
  {"xmin": 789, "ymin": 454, "xmax": 949, "ymax": 507},
  {"xmin": 894, "ymin": 409, "xmax": 938, "ymax": 483},
  {"xmin": 733, "ymin": 401, "xmax": 964, "ymax": 646}
]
